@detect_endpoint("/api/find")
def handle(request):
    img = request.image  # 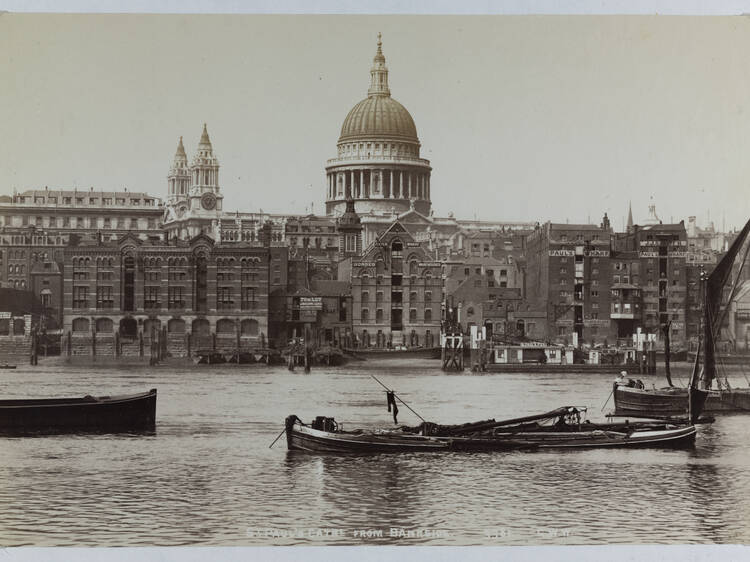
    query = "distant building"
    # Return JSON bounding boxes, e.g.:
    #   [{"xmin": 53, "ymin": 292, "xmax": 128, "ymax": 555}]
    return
[
  {"xmin": 61, "ymin": 233, "xmax": 270, "ymax": 358},
  {"xmin": 0, "ymin": 187, "xmax": 163, "ymax": 291},
  {"xmin": 525, "ymin": 219, "xmax": 613, "ymax": 346},
  {"xmin": 613, "ymin": 217, "xmax": 689, "ymax": 349},
  {"xmin": 339, "ymin": 221, "xmax": 442, "ymax": 348}
]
